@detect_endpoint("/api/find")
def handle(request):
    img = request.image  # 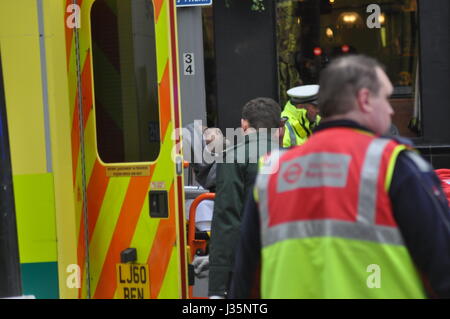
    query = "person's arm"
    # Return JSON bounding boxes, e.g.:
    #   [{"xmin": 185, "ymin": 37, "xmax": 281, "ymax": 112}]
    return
[
  {"xmin": 390, "ymin": 151, "xmax": 450, "ymax": 298},
  {"xmin": 229, "ymin": 191, "xmax": 262, "ymax": 299},
  {"xmin": 208, "ymin": 161, "xmax": 245, "ymax": 297}
]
